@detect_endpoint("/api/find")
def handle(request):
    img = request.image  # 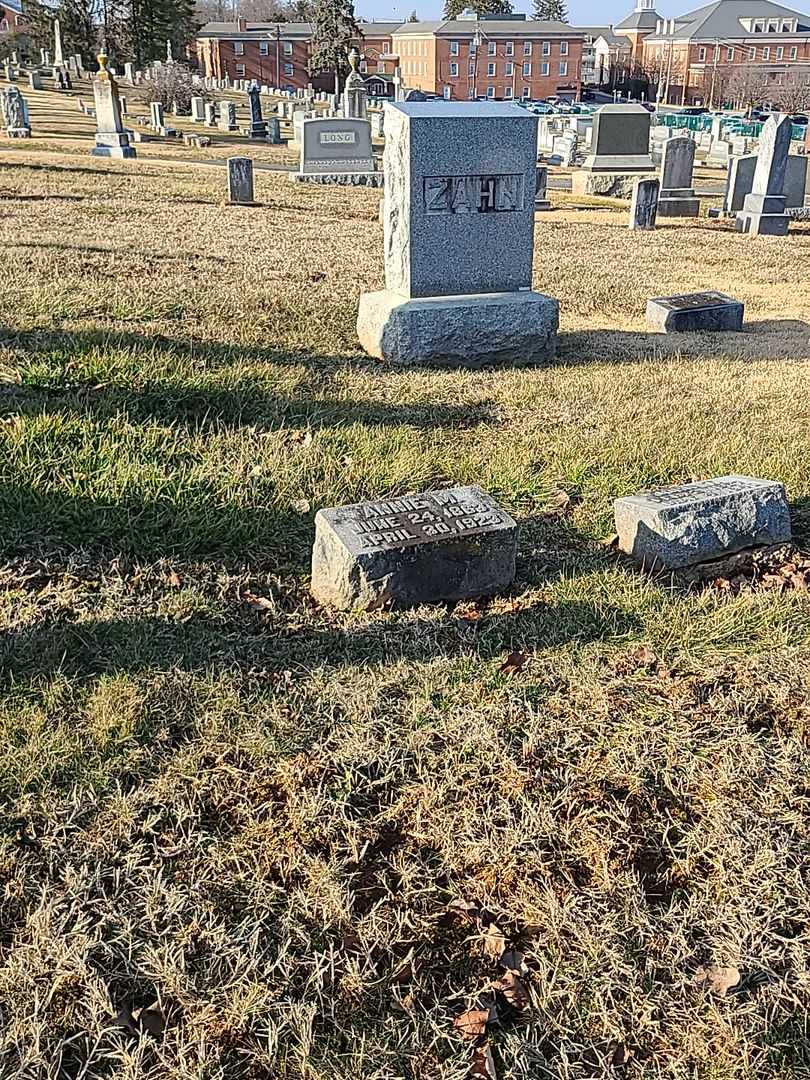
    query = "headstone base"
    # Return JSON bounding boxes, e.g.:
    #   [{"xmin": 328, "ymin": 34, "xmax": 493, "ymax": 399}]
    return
[
  {"xmin": 288, "ymin": 171, "xmax": 383, "ymax": 187},
  {"xmin": 6, "ymin": 128, "xmax": 31, "ymax": 139},
  {"xmin": 657, "ymin": 195, "xmax": 700, "ymax": 217},
  {"xmin": 571, "ymin": 171, "xmax": 656, "ymax": 199},
  {"xmin": 580, "ymin": 154, "xmax": 655, "ymax": 173},
  {"xmin": 735, "ymin": 210, "xmax": 790, "ymax": 236},
  {"xmin": 92, "ymin": 144, "xmax": 137, "ymax": 158},
  {"xmin": 357, "ymin": 289, "xmax": 559, "ymax": 368}
]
